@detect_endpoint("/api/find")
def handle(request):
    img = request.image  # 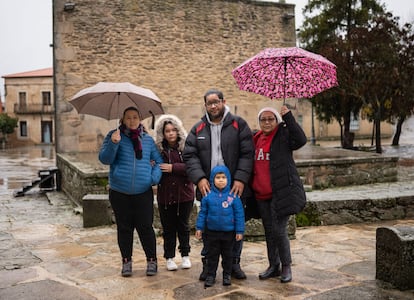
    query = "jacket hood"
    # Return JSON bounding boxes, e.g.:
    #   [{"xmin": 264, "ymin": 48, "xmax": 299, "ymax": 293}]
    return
[
  {"xmin": 209, "ymin": 165, "xmax": 232, "ymax": 193},
  {"xmin": 154, "ymin": 114, "xmax": 187, "ymax": 152},
  {"xmin": 205, "ymin": 105, "xmax": 230, "ymax": 125}
]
